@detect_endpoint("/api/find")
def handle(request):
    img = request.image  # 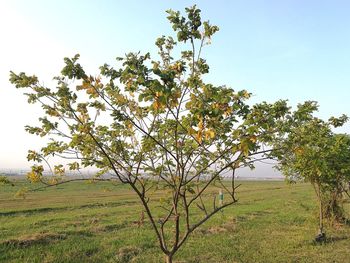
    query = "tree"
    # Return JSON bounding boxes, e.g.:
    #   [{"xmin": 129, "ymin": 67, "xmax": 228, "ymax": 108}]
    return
[
  {"xmin": 272, "ymin": 101, "xmax": 349, "ymax": 241},
  {"xmin": 10, "ymin": 6, "xmax": 289, "ymax": 262},
  {"xmin": 320, "ymin": 133, "xmax": 350, "ymax": 222}
]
